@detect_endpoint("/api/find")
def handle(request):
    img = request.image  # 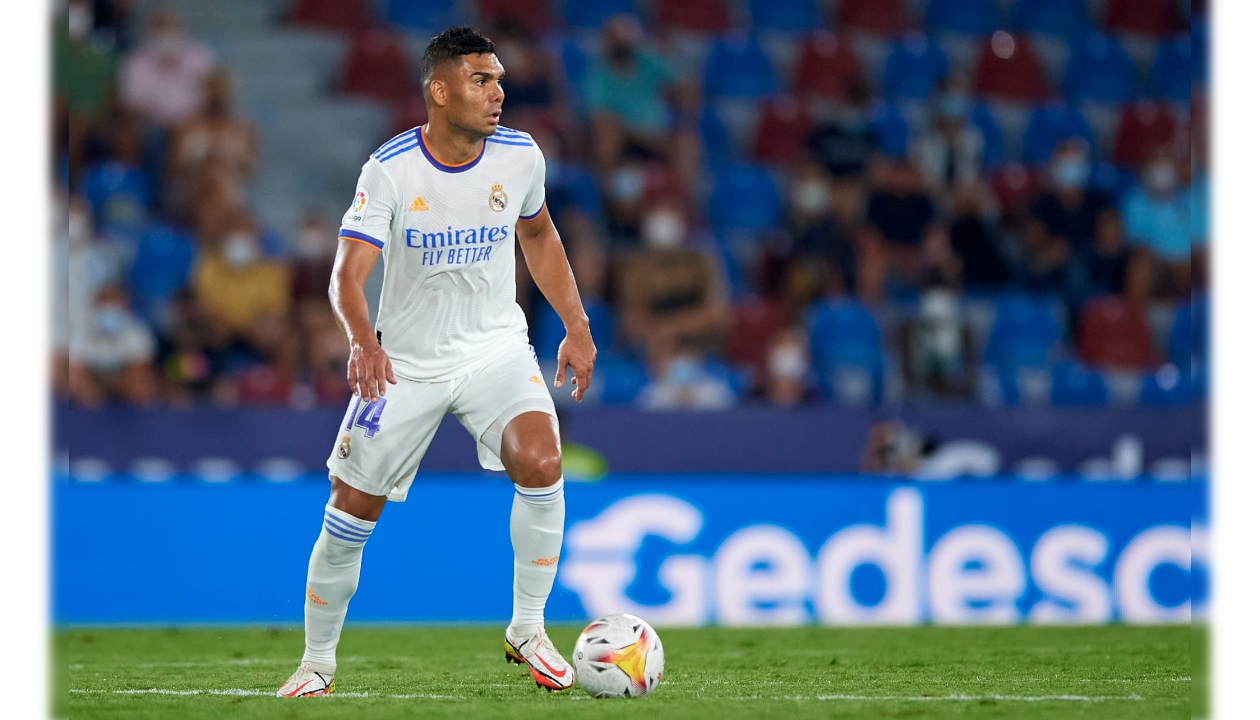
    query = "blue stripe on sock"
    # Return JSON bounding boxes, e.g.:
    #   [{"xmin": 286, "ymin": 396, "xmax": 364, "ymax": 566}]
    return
[
  {"xmin": 324, "ymin": 513, "xmax": 372, "ymax": 538},
  {"xmin": 324, "ymin": 523, "xmax": 367, "ymax": 544},
  {"xmin": 515, "ymin": 486, "xmax": 563, "ymax": 501}
]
